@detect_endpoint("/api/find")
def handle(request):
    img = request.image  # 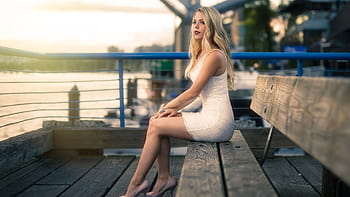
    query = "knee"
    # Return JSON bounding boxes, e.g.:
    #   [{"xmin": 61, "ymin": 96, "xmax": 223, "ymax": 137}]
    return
[{"xmin": 147, "ymin": 118, "xmax": 162, "ymax": 137}]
